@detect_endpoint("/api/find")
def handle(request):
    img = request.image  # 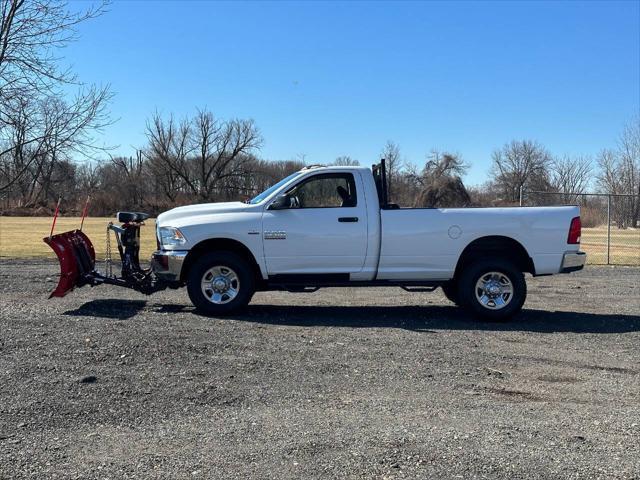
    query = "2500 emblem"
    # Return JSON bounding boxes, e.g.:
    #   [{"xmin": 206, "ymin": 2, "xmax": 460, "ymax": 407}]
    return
[{"xmin": 264, "ymin": 230, "xmax": 287, "ymax": 240}]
